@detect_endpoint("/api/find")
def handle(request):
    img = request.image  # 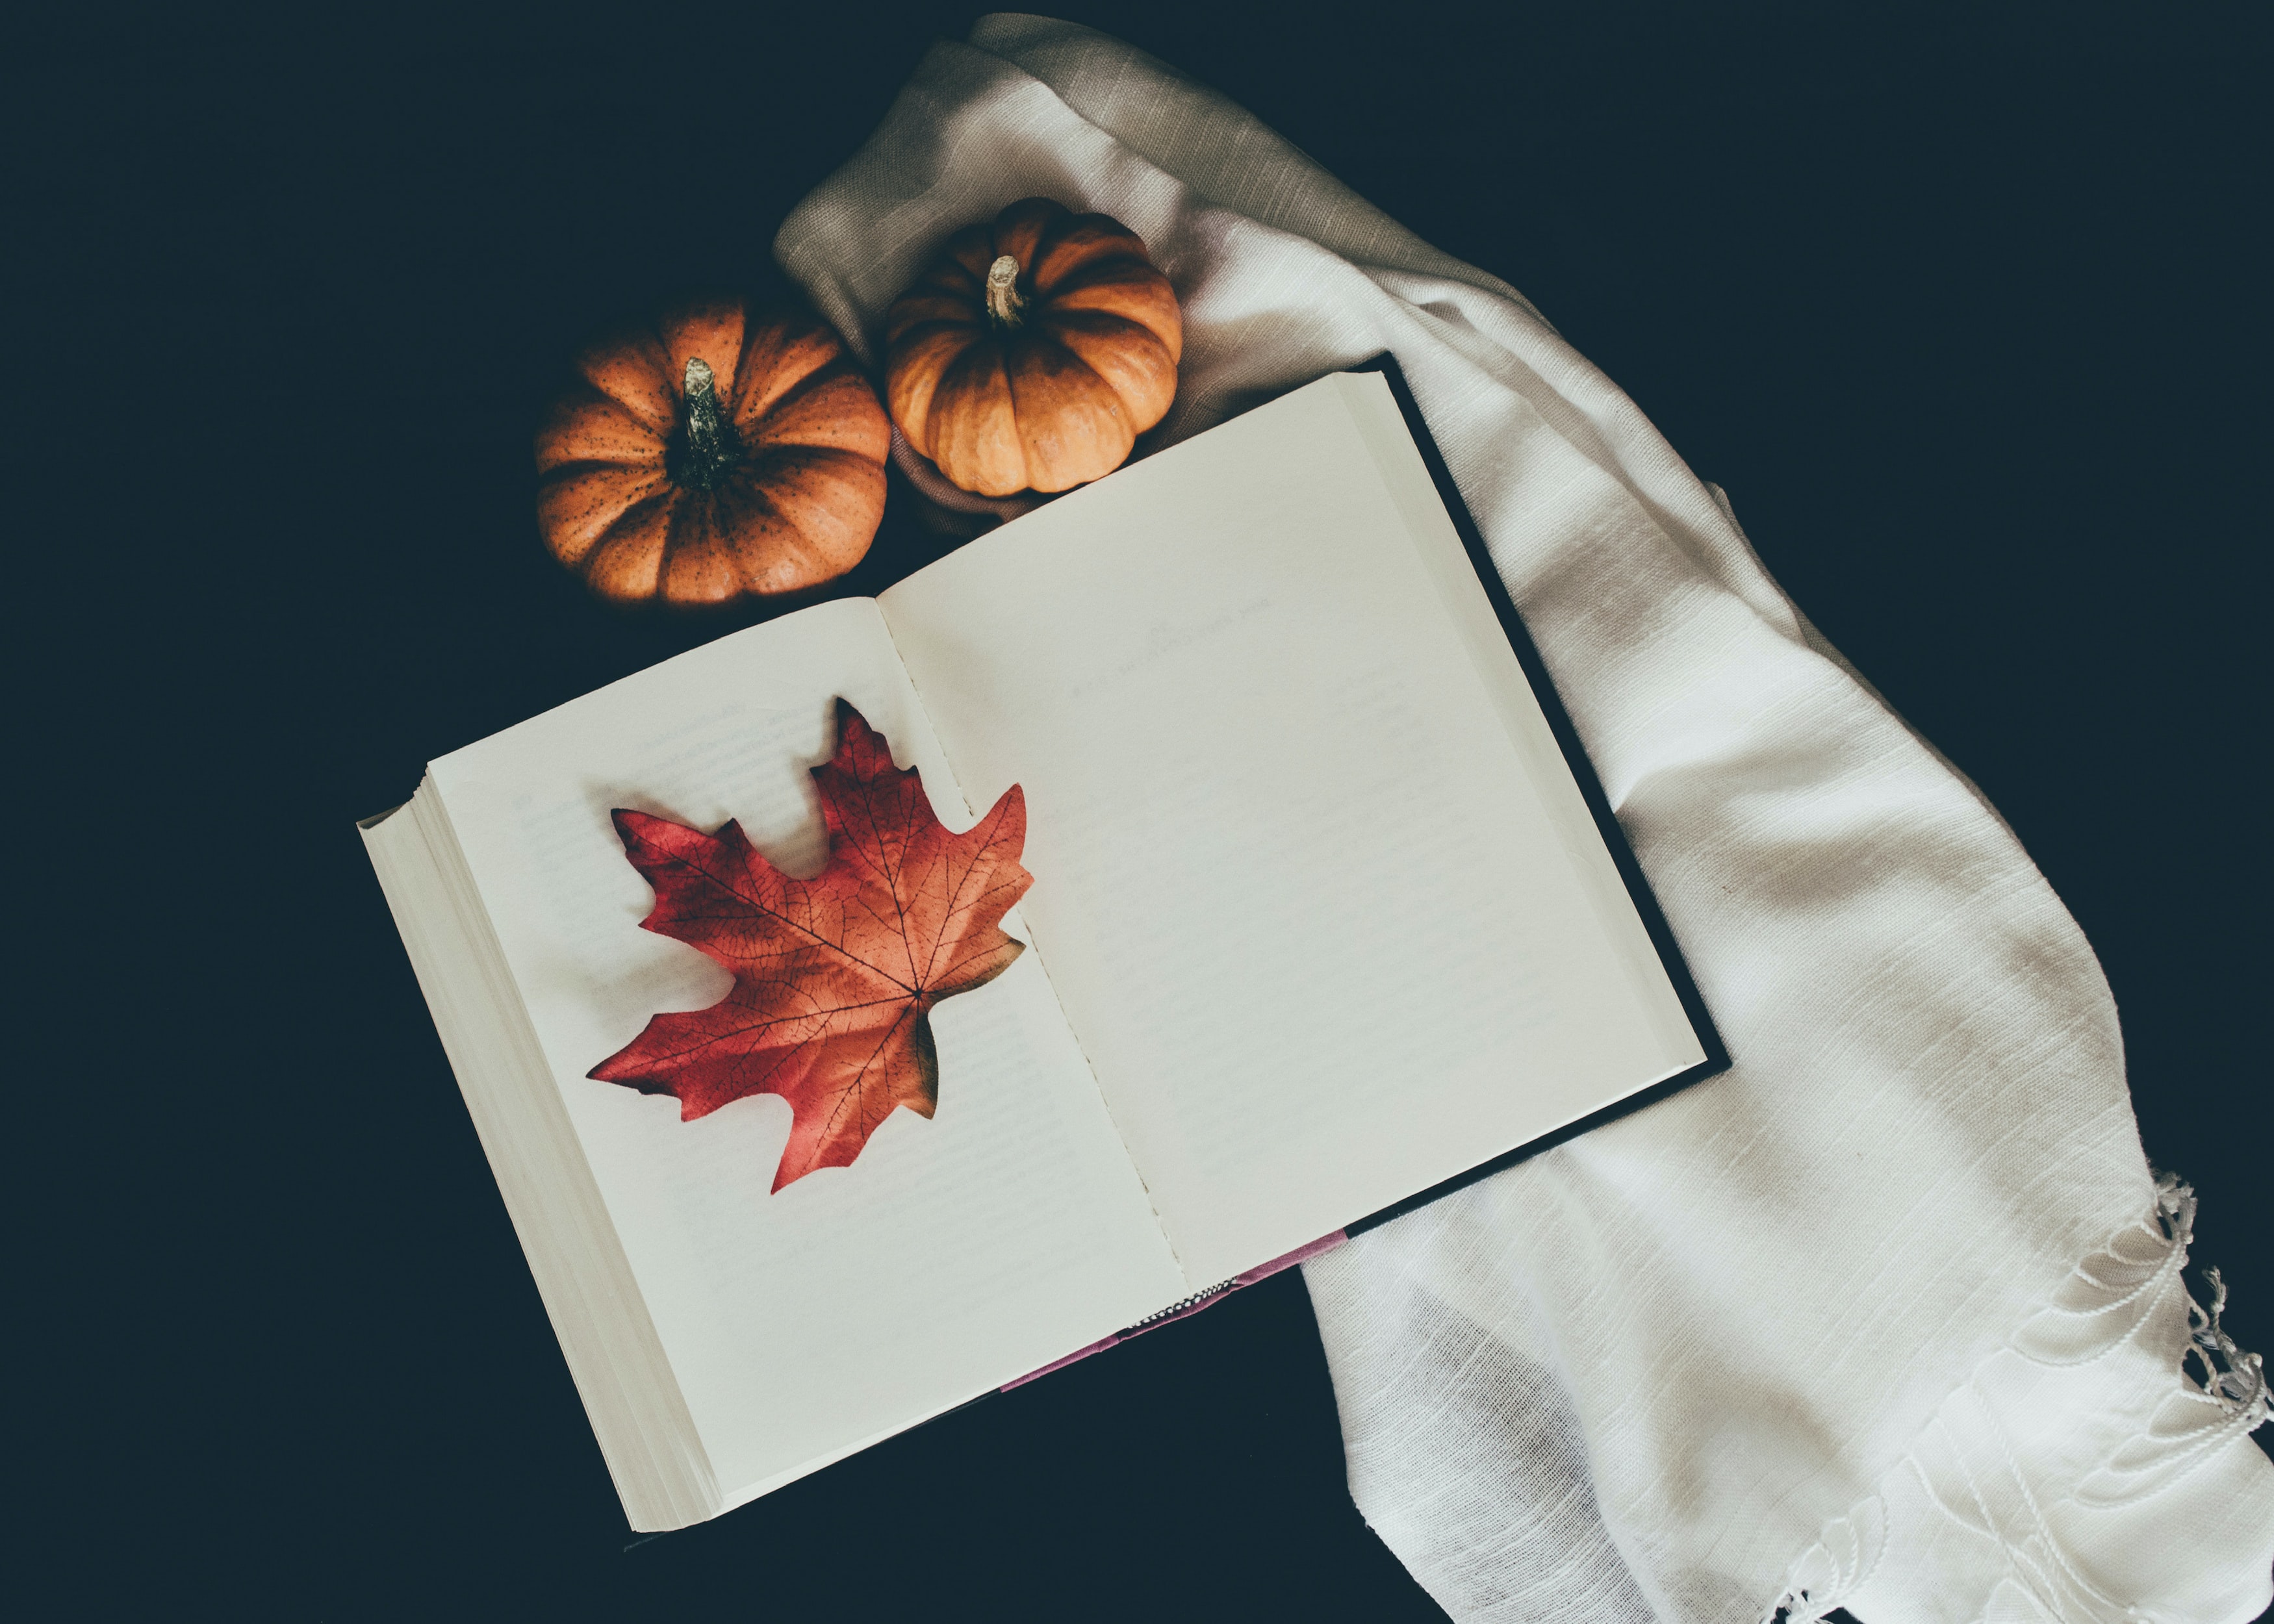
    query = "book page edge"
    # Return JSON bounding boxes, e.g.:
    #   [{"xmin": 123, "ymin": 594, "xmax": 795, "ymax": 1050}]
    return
[{"xmin": 361, "ymin": 785, "xmax": 721, "ymax": 1532}]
